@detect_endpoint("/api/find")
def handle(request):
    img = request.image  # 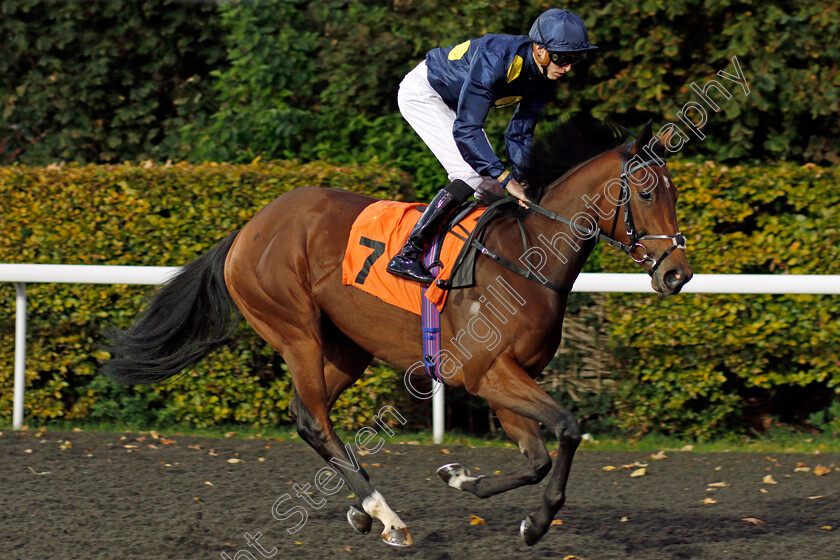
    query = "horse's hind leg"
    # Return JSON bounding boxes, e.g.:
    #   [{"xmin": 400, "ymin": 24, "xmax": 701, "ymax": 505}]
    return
[
  {"xmin": 250, "ymin": 309, "xmax": 412, "ymax": 546},
  {"xmin": 437, "ymin": 406, "xmax": 551, "ymax": 498},
  {"xmin": 292, "ymin": 319, "xmax": 377, "ymax": 537}
]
